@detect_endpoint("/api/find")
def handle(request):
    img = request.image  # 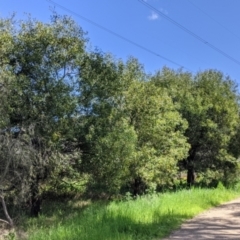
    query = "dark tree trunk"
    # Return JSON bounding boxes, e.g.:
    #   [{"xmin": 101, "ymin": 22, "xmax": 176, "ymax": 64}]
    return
[
  {"xmin": 186, "ymin": 143, "xmax": 199, "ymax": 188},
  {"xmin": 30, "ymin": 196, "xmax": 42, "ymax": 217},
  {"xmin": 132, "ymin": 177, "xmax": 145, "ymax": 196},
  {"xmin": 187, "ymin": 166, "xmax": 195, "ymax": 187},
  {"xmin": 30, "ymin": 177, "xmax": 42, "ymax": 217}
]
